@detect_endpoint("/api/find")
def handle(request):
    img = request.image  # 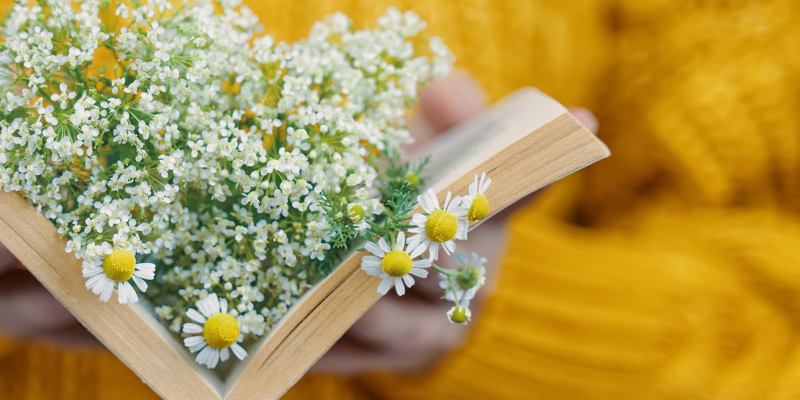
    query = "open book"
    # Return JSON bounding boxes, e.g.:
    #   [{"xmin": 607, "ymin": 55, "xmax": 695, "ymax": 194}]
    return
[{"xmin": 0, "ymin": 88, "xmax": 609, "ymax": 400}]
